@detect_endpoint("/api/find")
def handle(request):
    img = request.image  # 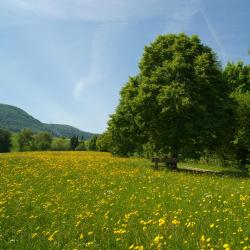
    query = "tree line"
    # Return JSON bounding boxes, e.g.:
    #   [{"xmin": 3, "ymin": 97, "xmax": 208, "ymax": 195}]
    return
[
  {"xmin": 0, "ymin": 128, "xmax": 99, "ymax": 152},
  {"xmin": 97, "ymin": 33, "xmax": 250, "ymax": 170}
]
